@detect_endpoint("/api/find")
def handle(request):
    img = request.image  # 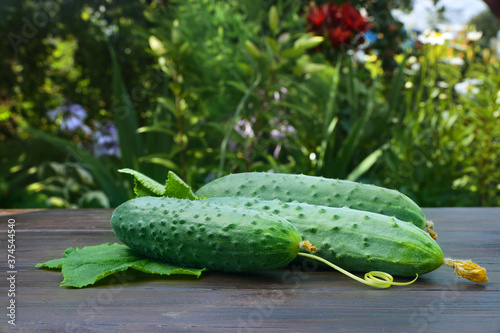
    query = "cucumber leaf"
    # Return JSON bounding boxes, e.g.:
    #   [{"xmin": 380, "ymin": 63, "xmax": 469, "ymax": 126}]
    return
[
  {"xmin": 164, "ymin": 171, "xmax": 199, "ymax": 200},
  {"xmin": 118, "ymin": 168, "xmax": 198, "ymax": 200},
  {"xmin": 118, "ymin": 168, "xmax": 165, "ymax": 197},
  {"xmin": 37, "ymin": 243, "xmax": 206, "ymax": 288},
  {"xmin": 35, "ymin": 258, "xmax": 64, "ymax": 270}
]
